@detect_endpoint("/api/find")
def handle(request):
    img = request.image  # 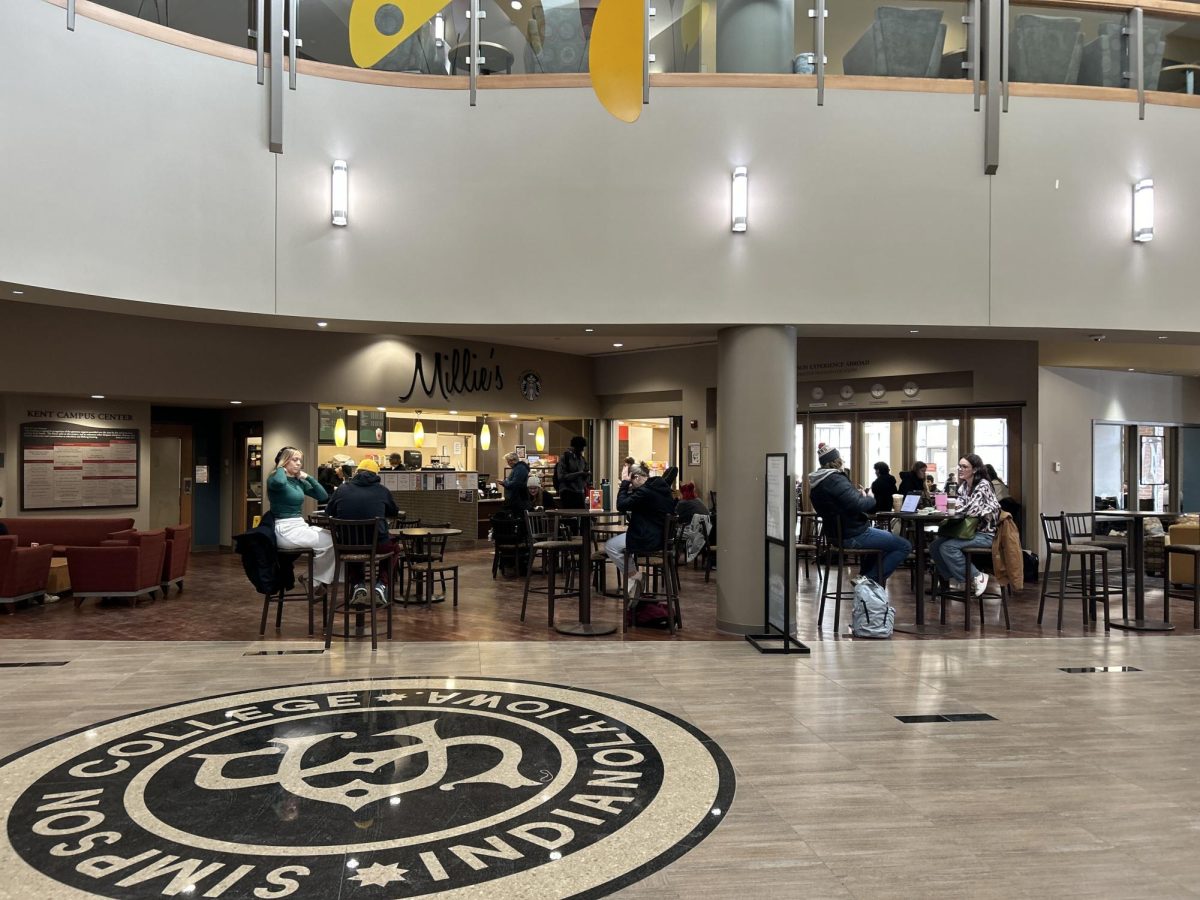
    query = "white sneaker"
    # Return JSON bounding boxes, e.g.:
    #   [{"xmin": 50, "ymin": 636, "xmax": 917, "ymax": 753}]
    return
[
  {"xmin": 973, "ymin": 572, "xmax": 989, "ymax": 598},
  {"xmin": 628, "ymin": 574, "xmax": 644, "ymax": 599},
  {"xmin": 350, "ymin": 584, "xmax": 369, "ymax": 609},
  {"xmin": 373, "ymin": 582, "xmax": 389, "ymax": 606}
]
